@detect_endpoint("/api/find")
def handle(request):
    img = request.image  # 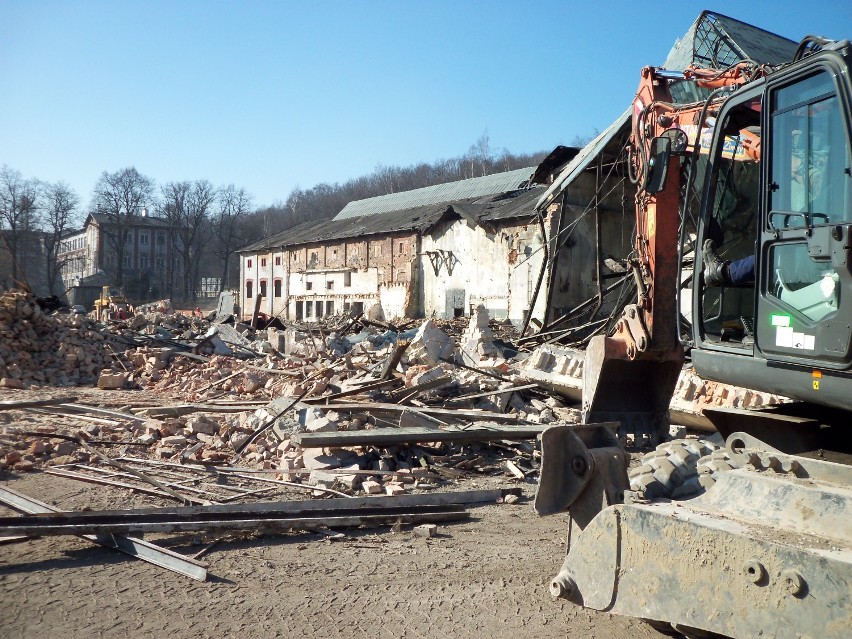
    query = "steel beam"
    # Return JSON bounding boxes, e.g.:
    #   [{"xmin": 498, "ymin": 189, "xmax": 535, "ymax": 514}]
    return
[{"xmin": 0, "ymin": 486, "xmax": 208, "ymax": 581}]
